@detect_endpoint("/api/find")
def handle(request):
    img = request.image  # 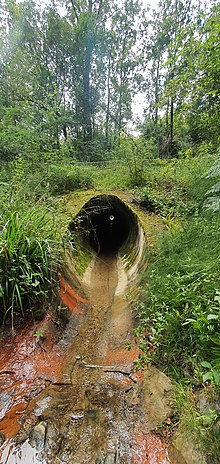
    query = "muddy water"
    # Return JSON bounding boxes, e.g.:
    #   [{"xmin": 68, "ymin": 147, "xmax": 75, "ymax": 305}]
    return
[{"xmin": 0, "ymin": 255, "xmax": 172, "ymax": 464}]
